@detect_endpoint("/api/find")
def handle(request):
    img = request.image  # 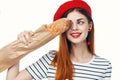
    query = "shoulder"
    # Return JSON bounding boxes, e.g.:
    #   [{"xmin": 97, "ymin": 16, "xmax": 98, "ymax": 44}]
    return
[
  {"xmin": 93, "ymin": 54, "xmax": 112, "ymax": 67},
  {"xmin": 94, "ymin": 55, "xmax": 111, "ymax": 62},
  {"xmin": 25, "ymin": 50, "xmax": 57, "ymax": 79},
  {"xmin": 92, "ymin": 55, "xmax": 112, "ymax": 78},
  {"xmin": 41, "ymin": 50, "xmax": 56, "ymax": 62},
  {"xmin": 45, "ymin": 50, "xmax": 56, "ymax": 58}
]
